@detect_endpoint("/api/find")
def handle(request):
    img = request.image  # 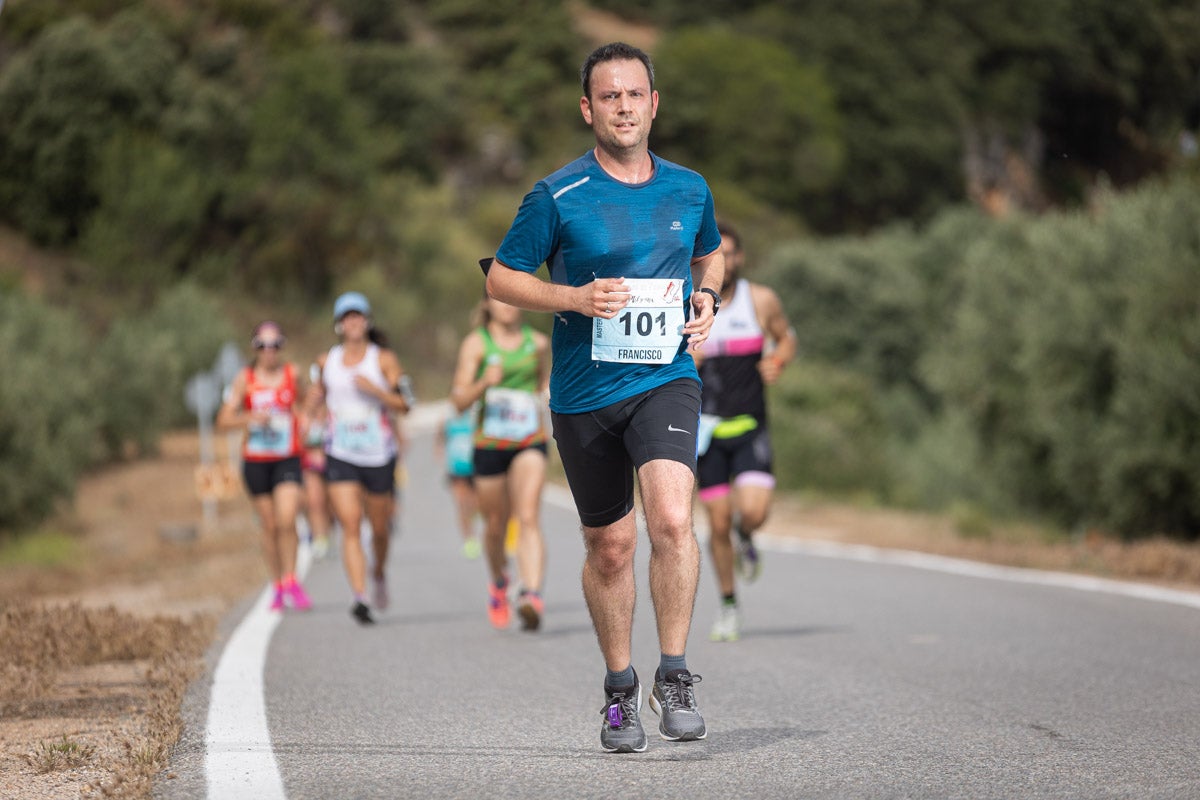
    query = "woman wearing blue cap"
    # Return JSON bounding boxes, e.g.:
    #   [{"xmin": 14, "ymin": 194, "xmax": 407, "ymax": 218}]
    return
[{"xmin": 310, "ymin": 291, "xmax": 411, "ymax": 624}]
